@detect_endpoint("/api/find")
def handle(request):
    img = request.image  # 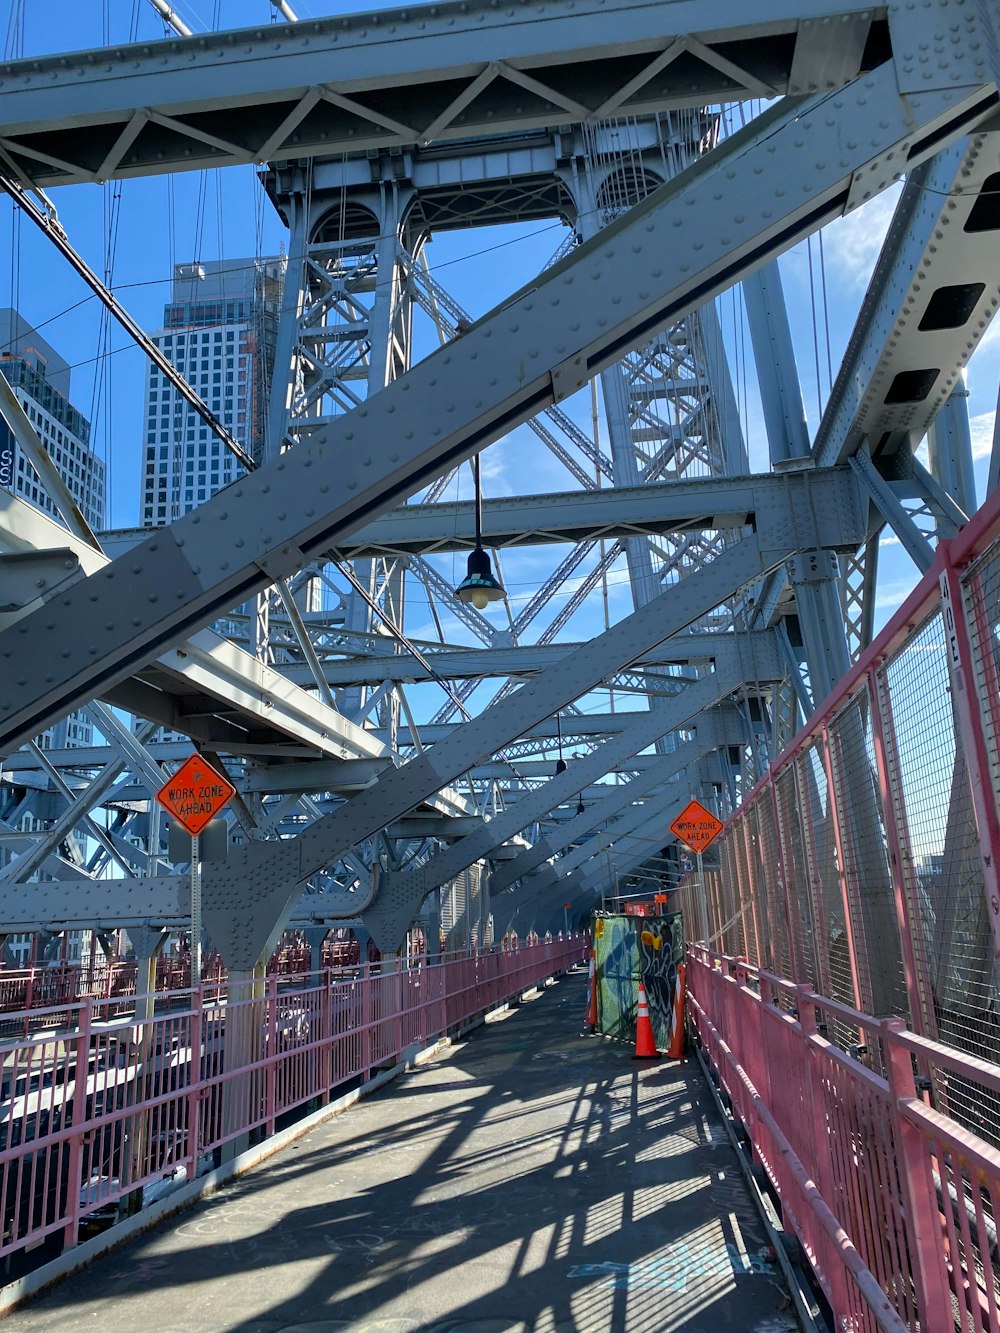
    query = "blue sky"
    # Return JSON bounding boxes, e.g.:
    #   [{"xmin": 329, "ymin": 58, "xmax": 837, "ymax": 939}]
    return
[{"xmin": 3, "ymin": 0, "xmax": 998, "ymax": 695}]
